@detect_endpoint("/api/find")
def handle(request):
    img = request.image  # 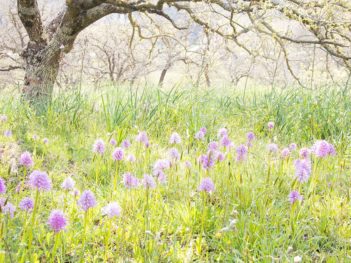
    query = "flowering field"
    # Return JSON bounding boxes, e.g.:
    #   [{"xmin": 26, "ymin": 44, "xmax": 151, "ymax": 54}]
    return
[{"xmin": 0, "ymin": 86, "xmax": 350, "ymax": 262}]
